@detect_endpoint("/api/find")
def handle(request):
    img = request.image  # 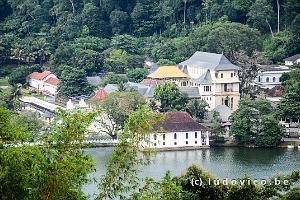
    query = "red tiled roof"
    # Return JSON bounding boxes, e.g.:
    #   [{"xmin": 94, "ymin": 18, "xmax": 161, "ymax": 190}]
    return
[
  {"xmin": 28, "ymin": 71, "xmax": 51, "ymax": 80},
  {"xmin": 44, "ymin": 77, "xmax": 60, "ymax": 86},
  {"xmin": 267, "ymin": 85, "xmax": 282, "ymax": 97},
  {"xmin": 155, "ymin": 112, "xmax": 210, "ymax": 132},
  {"xmin": 93, "ymin": 88, "xmax": 107, "ymax": 100}
]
